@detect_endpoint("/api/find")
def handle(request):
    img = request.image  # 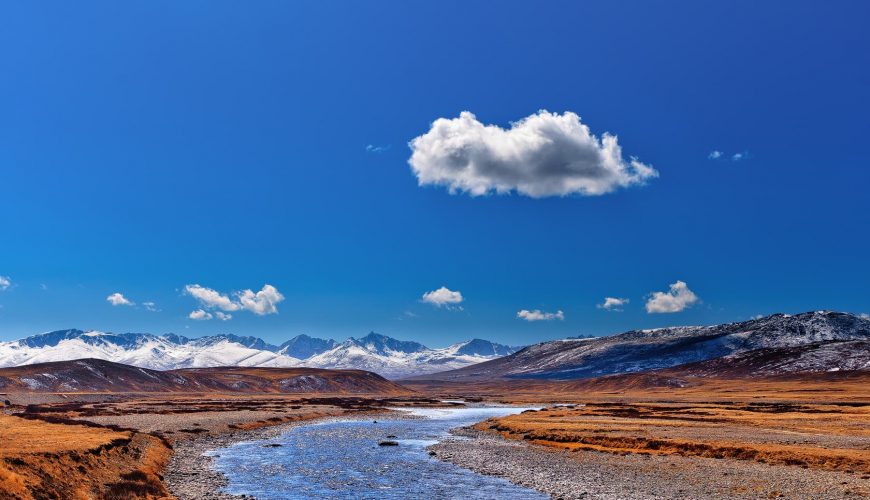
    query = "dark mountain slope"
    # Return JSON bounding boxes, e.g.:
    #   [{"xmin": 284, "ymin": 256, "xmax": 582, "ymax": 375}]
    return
[{"xmin": 412, "ymin": 311, "xmax": 870, "ymax": 381}]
